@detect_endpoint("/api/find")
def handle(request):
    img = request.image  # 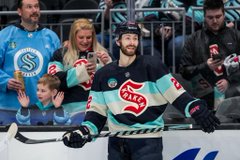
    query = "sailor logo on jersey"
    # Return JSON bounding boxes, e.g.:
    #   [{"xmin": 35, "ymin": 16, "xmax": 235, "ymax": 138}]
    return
[
  {"xmin": 14, "ymin": 47, "xmax": 43, "ymax": 77},
  {"xmin": 119, "ymin": 80, "xmax": 148, "ymax": 116},
  {"xmin": 108, "ymin": 78, "xmax": 118, "ymax": 88}
]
